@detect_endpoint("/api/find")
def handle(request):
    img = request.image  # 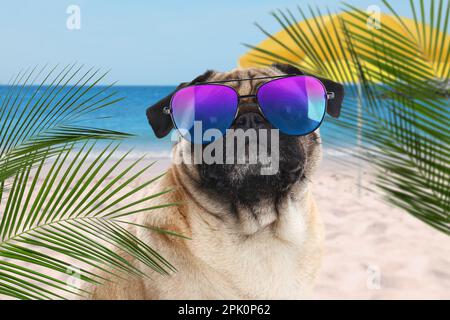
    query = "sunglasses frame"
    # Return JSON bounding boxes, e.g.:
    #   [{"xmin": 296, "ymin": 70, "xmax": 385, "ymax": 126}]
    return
[{"xmin": 163, "ymin": 74, "xmax": 335, "ymax": 139}]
